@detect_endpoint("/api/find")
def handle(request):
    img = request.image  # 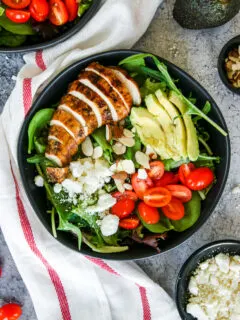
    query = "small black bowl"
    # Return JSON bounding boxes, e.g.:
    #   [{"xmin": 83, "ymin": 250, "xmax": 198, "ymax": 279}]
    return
[
  {"xmin": 218, "ymin": 35, "xmax": 240, "ymax": 95},
  {"xmin": 0, "ymin": 0, "xmax": 100, "ymax": 54},
  {"xmin": 18, "ymin": 50, "xmax": 230, "ymax": 260},
  {"xmin": 176, "ymin": 240, "xmax": 240, "ymax": 319}
]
